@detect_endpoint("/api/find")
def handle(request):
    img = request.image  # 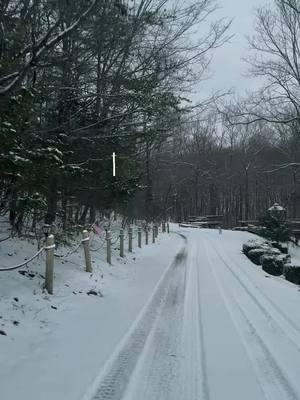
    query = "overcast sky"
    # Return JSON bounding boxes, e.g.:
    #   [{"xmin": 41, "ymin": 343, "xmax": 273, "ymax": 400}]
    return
[{"xmin": 193, "ymin": 0, "xmax": 269, "ymax": 101}]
